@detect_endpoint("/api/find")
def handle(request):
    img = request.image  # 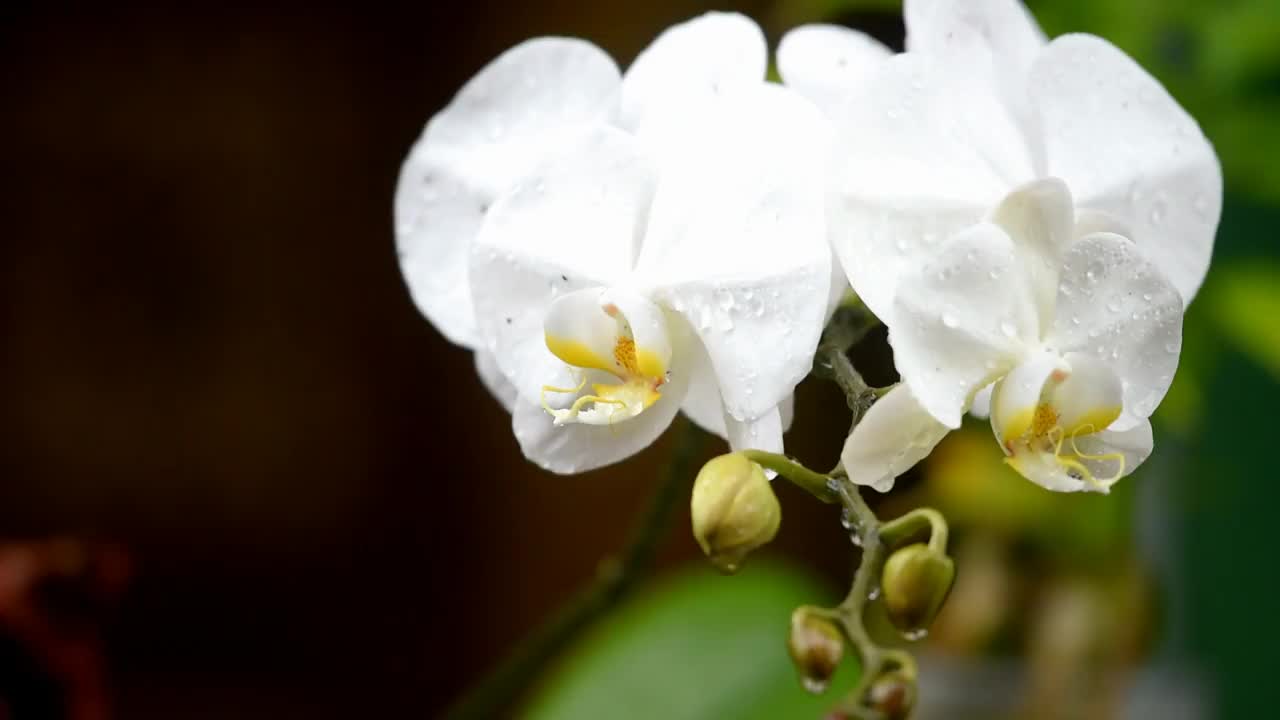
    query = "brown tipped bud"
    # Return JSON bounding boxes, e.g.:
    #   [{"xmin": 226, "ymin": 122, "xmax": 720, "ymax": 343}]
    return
[
  {"xmin": 690, "ymin": 453, "xmax": 780, "ymax": 573},
  {"xmin": 881, "ymin": 542, "xmax": 955, "ymax": 635},
  {"xmin": 867, "ymin": 671, "xmax": 916, "ymax": 720},
  {"xmin": 787, "ymin": 608, "xmax": 844, "ymax": 694}
]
